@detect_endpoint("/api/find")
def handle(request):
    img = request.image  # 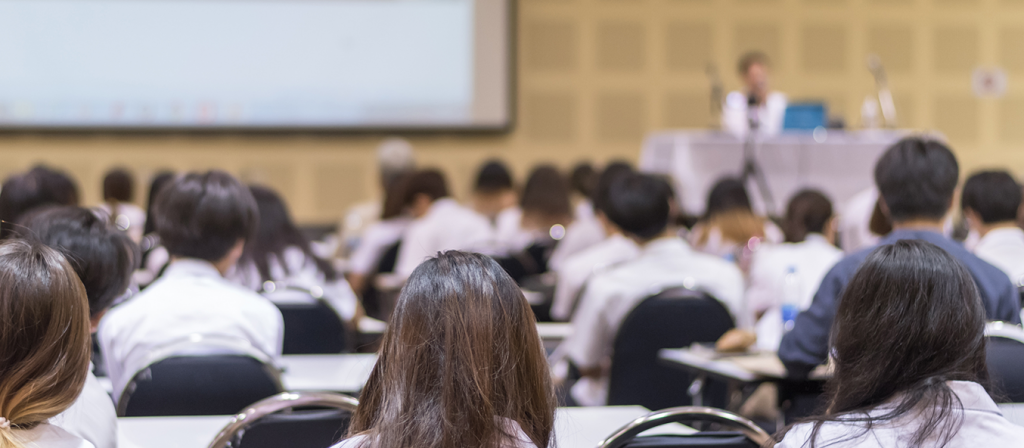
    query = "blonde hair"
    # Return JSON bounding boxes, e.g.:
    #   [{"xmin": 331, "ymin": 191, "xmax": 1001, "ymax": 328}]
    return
[{"xmin": 0, "ymin": 240, "xmax": 90, "ymax": 447}]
